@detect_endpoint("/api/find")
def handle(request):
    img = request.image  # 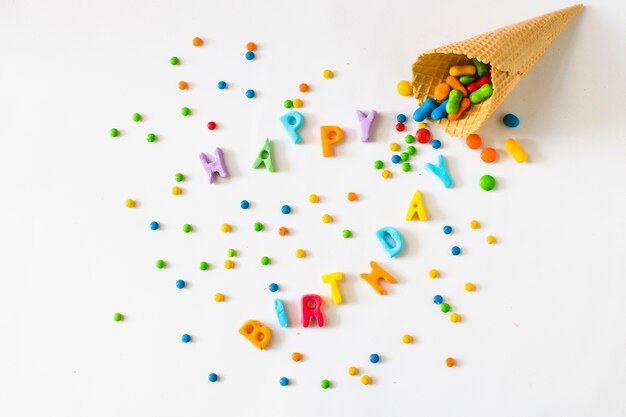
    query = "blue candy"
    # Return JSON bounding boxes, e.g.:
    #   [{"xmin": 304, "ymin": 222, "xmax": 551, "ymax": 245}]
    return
[
  {"xmin": 443, "ymin": 225, "xmax": 452, "ymax": 234},
  {"xmin": 181, "ymin": 334, "xmax": 191, "ymax": 343},
  {"xmin": 503, "ymin": 113, "xmax": 520, "ymax": 128},
  {"xmin": 451, "ymin": 246, "xmax": 461, "ymax": 256},
  {"xmin": 245, "ymin": 51, "xmax": 255, "ymax": 60},
  {"xmin": 430, "ymin": 99, "xmax": 449, "ymax": 121},
  {"xmin": 208, "ymin": 373, "xmax": 218, "ymax": 382},
  {"xmin": 396, "ymin": 114, "xmax": 407, "ymax": 123},
  {"xmin": 281, "ymin": 205, "xmax": 291, "ymax": 214},
  {"xmin": 412, "ymin": 98, "xmax": 438, "ymax": 122},
  {"xmin": 279, "ymin": 111, "xmax": 304, "ymax": 144},
  {"xmin": 240, "ymin": 200, "xmax": 250, "ymax": 209},
  {"xmin": 369, "ymin": 353, "xmax": 380, "ymax": 364},
  {"xmin": 245, "ymin": 89, "xmax": 255, "ymax": 98},
  {"xmin": 217, "ymin": 81, "xmax": 227, "ymax": 90},
  {"xmin": 269, "ymin": 283, "xmax": 279, "ymax": 292},
  {"xmin": 279, "ymin": 377, "xmax": 289, "ymax": 386},
  {"xmin": 376, "ymin": 226, "xmax": 404, "ymax": 258},
  {"xmin": 176, "ymin": 279, "xmax": 185, "ymax": 289},
  {"xmin": 149, "ymin": 221, "xmax": 159, "ymax": 230},
  {"xmin": 432, "ymin": 139, "xmax": 442, "ymax": 149},
  {"xmin": 391, "ymin": 154, "xmax": 401, "ymax": 164},
  {"xmin": 433, "ymin": 295, "xmax": 443, "ymax": 304}
]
